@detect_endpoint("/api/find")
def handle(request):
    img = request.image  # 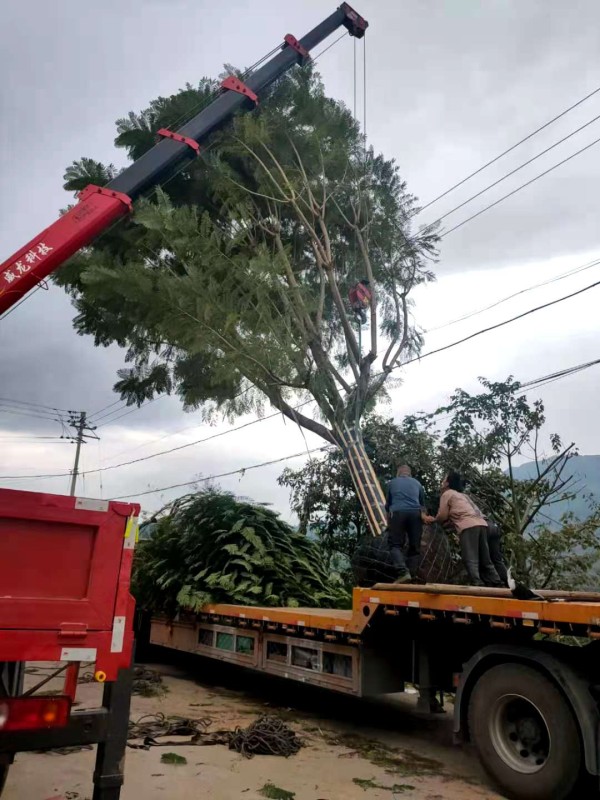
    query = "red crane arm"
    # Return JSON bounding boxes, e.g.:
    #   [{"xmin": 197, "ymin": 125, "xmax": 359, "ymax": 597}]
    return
[
  {"xmin": 0, "ymin": 187, "xmax": 131, "ymax": 313},
  {"xmin": 0, "ymin": 3, "xmax": 367, "ymax": 317}
]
